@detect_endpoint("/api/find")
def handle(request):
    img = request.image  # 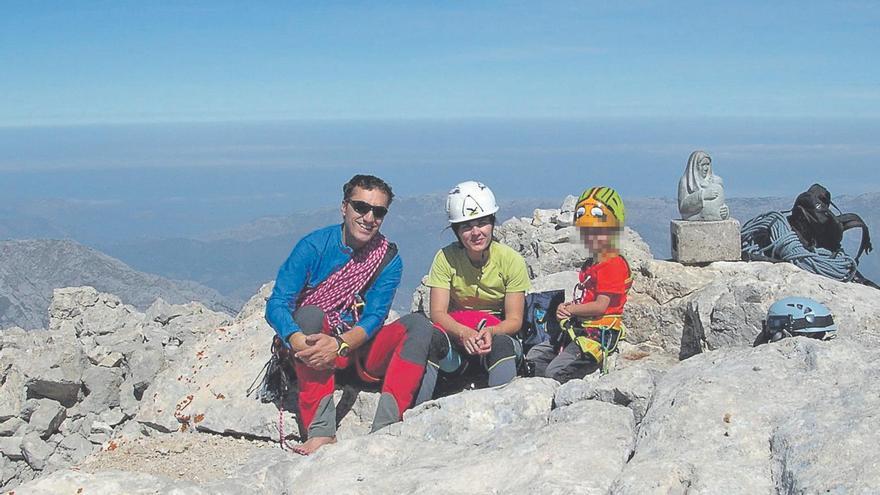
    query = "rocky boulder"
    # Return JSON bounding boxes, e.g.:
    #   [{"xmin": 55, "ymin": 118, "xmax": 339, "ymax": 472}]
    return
[
  {"xmin": 21, "ymin": 335, "xmax": 880, "ymax": 494},
  {"xmin": 612, "ymin": 338, "xmax": 880, "ymax": 493},
  {"xmin": 8, "ymin": 200, "xmax": 880, "ymax": 494},
  {"xmin": 133, "ymin": 283, "xmax": 383, "ymax": 441},
  {"xmin": 0, "ymin": 286, "xmax": 231, "ymax": 492}
]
